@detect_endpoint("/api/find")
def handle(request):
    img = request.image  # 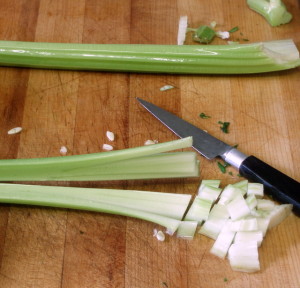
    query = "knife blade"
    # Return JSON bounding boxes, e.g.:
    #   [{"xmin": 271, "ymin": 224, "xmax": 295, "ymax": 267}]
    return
[{"xmin": 136, "ymin": 97, "xmax": 300, "ymax": 215}]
